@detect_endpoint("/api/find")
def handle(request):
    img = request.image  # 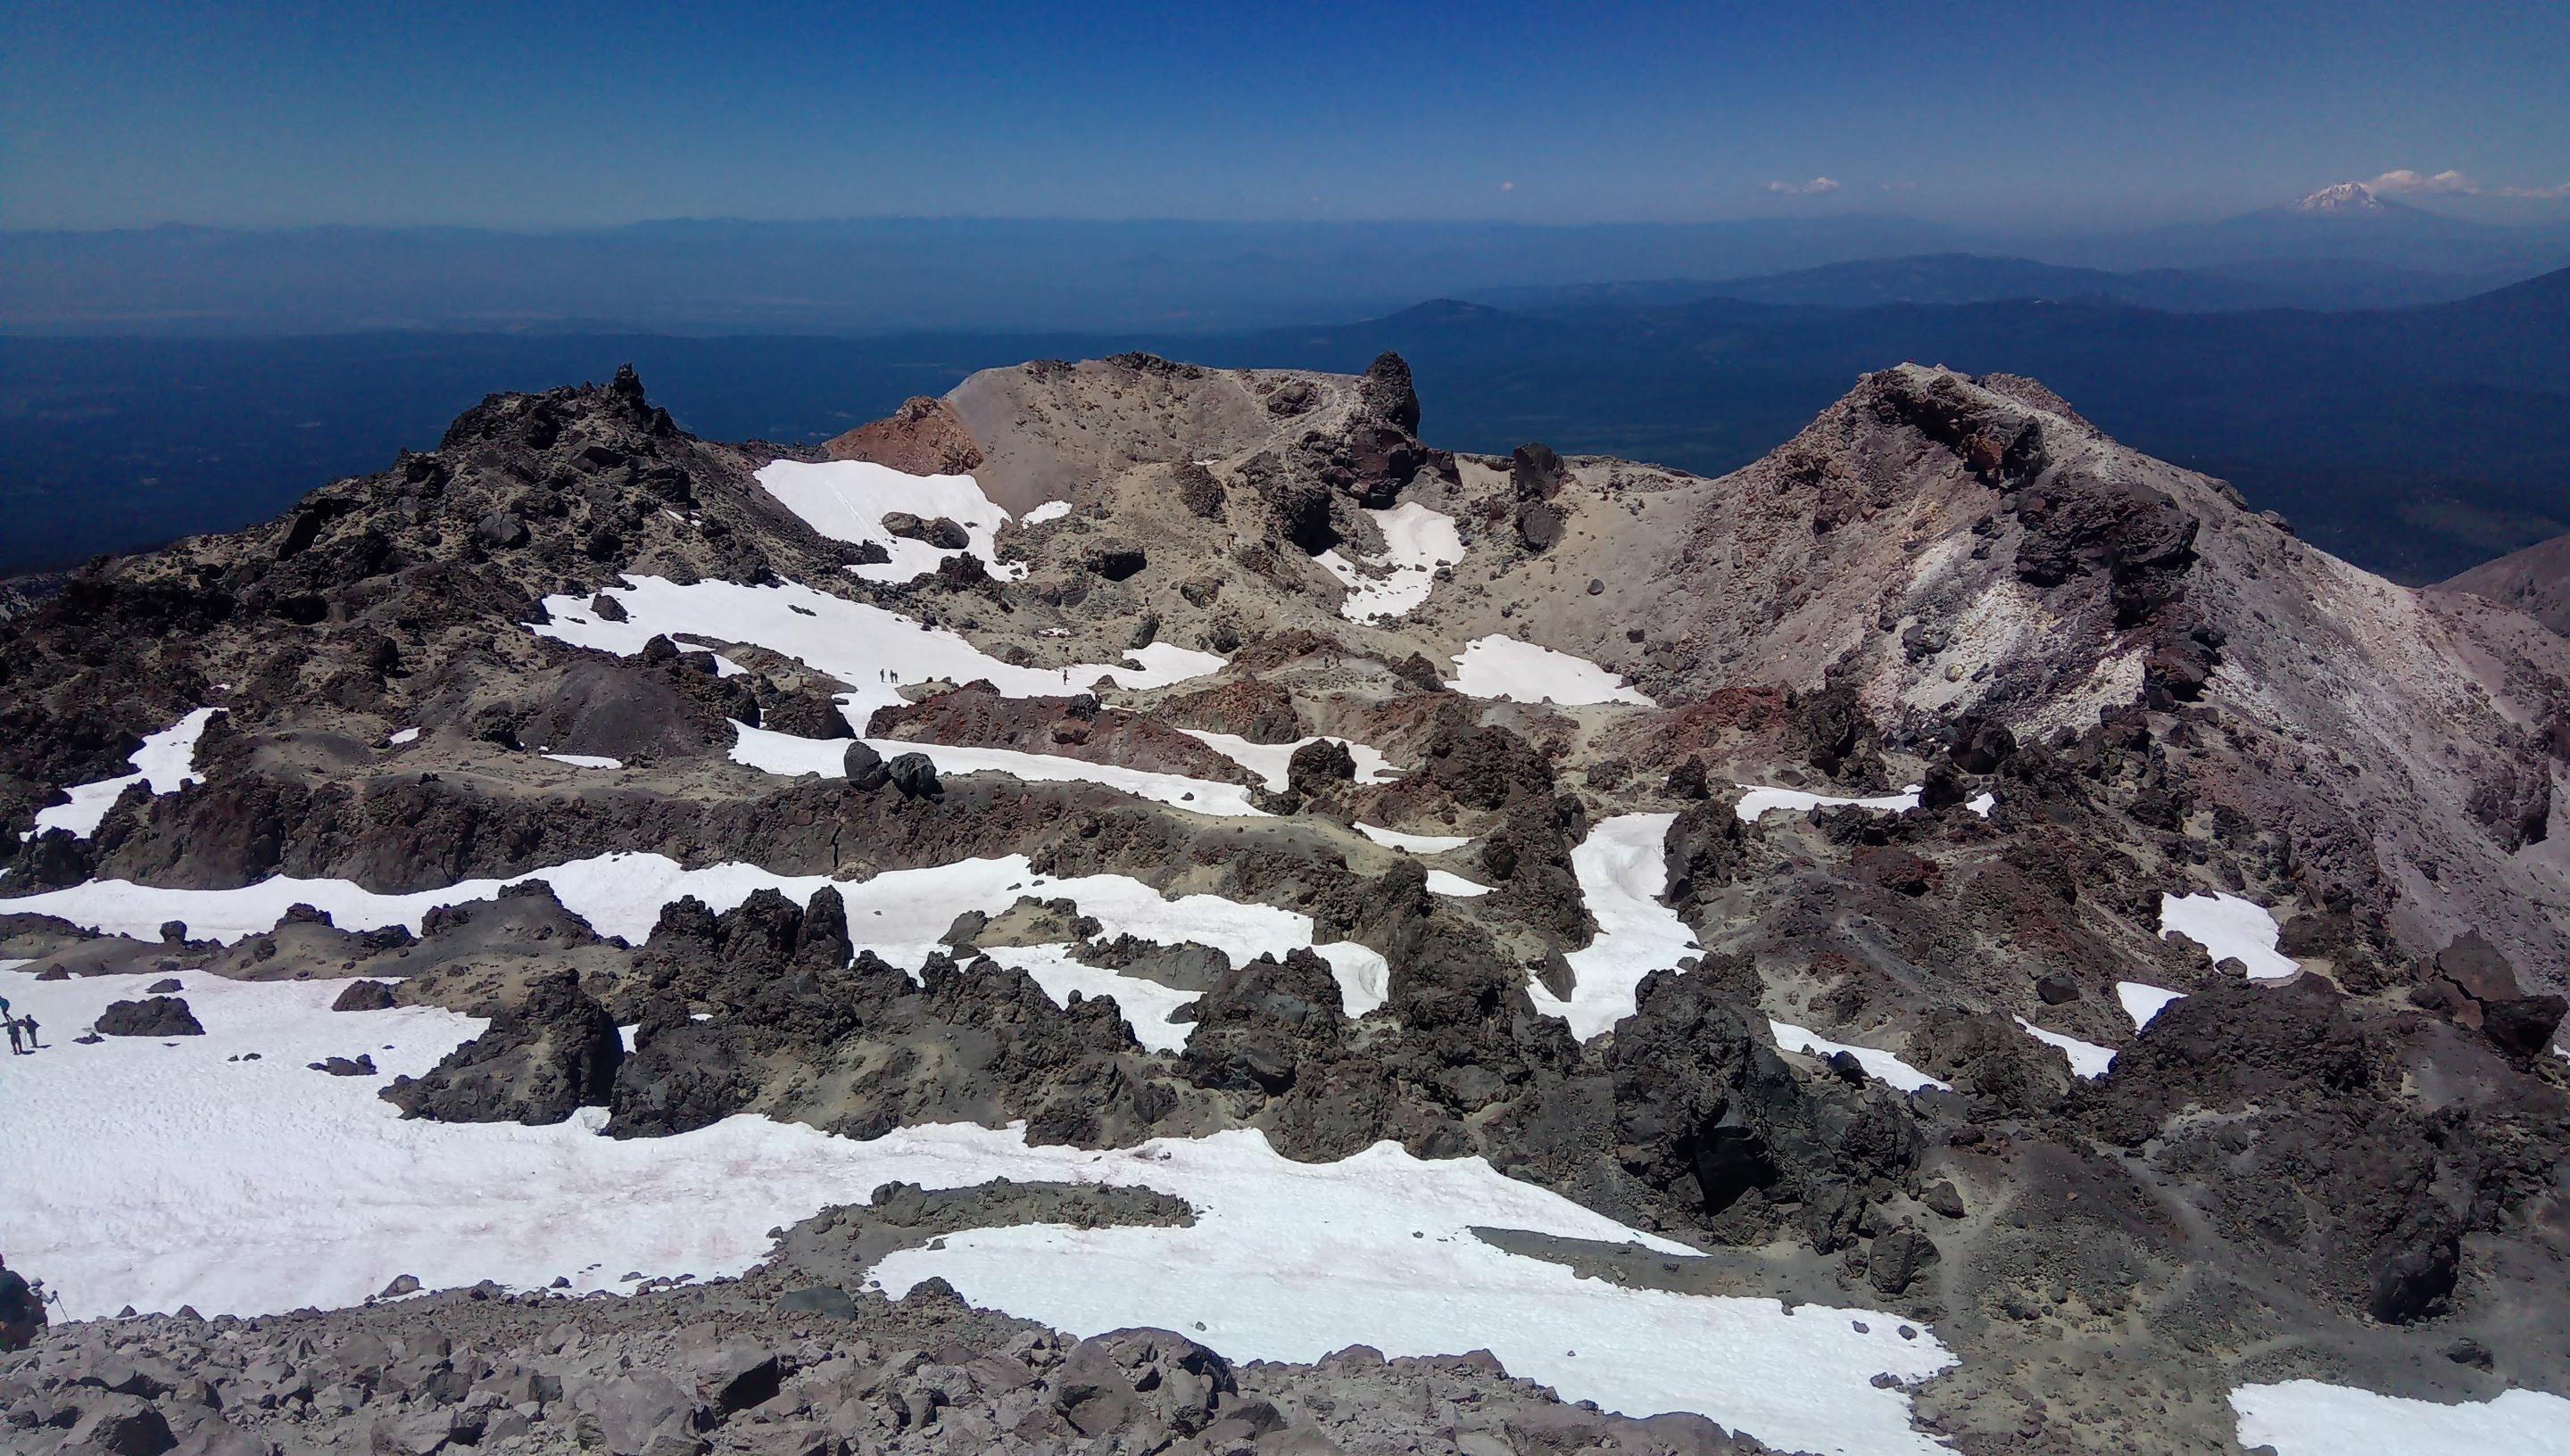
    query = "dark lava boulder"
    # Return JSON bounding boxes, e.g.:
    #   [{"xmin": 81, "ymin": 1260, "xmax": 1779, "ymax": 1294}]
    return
[
  {"xmin": 332, "ymin": 980, "xmax": 399, "ymax": 1012},
  {"xmin": 1285, "ymin": 739, "xmax": 1356, "ymax": 799},
  {"xmin": 761, "ymin": 687, "xmax": 851, "ymax": 739},
  {"xmin": 95, "ymin": 997, "xmax": 204, "ymax": 1038},
  {"xmin": 381, "ymin": 968, "xmax": 622, "ymax": 1124}
]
